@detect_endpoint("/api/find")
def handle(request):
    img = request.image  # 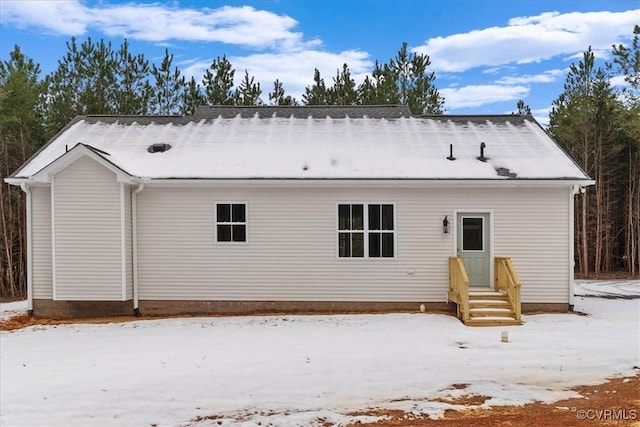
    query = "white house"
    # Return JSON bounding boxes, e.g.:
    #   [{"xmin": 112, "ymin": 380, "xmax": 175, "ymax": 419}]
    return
[{"xmin": 6, "ymin": 105, "xmax": 593, "ymax": 323}]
